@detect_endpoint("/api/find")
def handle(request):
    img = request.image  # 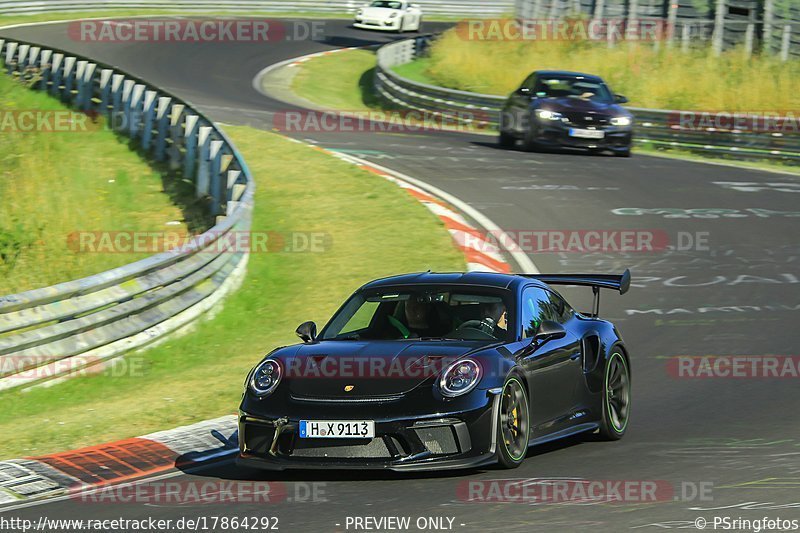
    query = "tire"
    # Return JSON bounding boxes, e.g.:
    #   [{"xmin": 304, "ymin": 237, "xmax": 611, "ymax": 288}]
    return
[
  {"xmin": 598, "ymin": 350, "xmax": 631, "ymax": 440},
  {"xmin": 495, "ymin": 375, "xmax": 530, "ymax": 468},
  {"xmin": 498, "ymin": 130, "xmax": 515, "ymax": 149},
  {"xmin": 522, "ymin": 127, "xmax": 542, "ymax": 152}
]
